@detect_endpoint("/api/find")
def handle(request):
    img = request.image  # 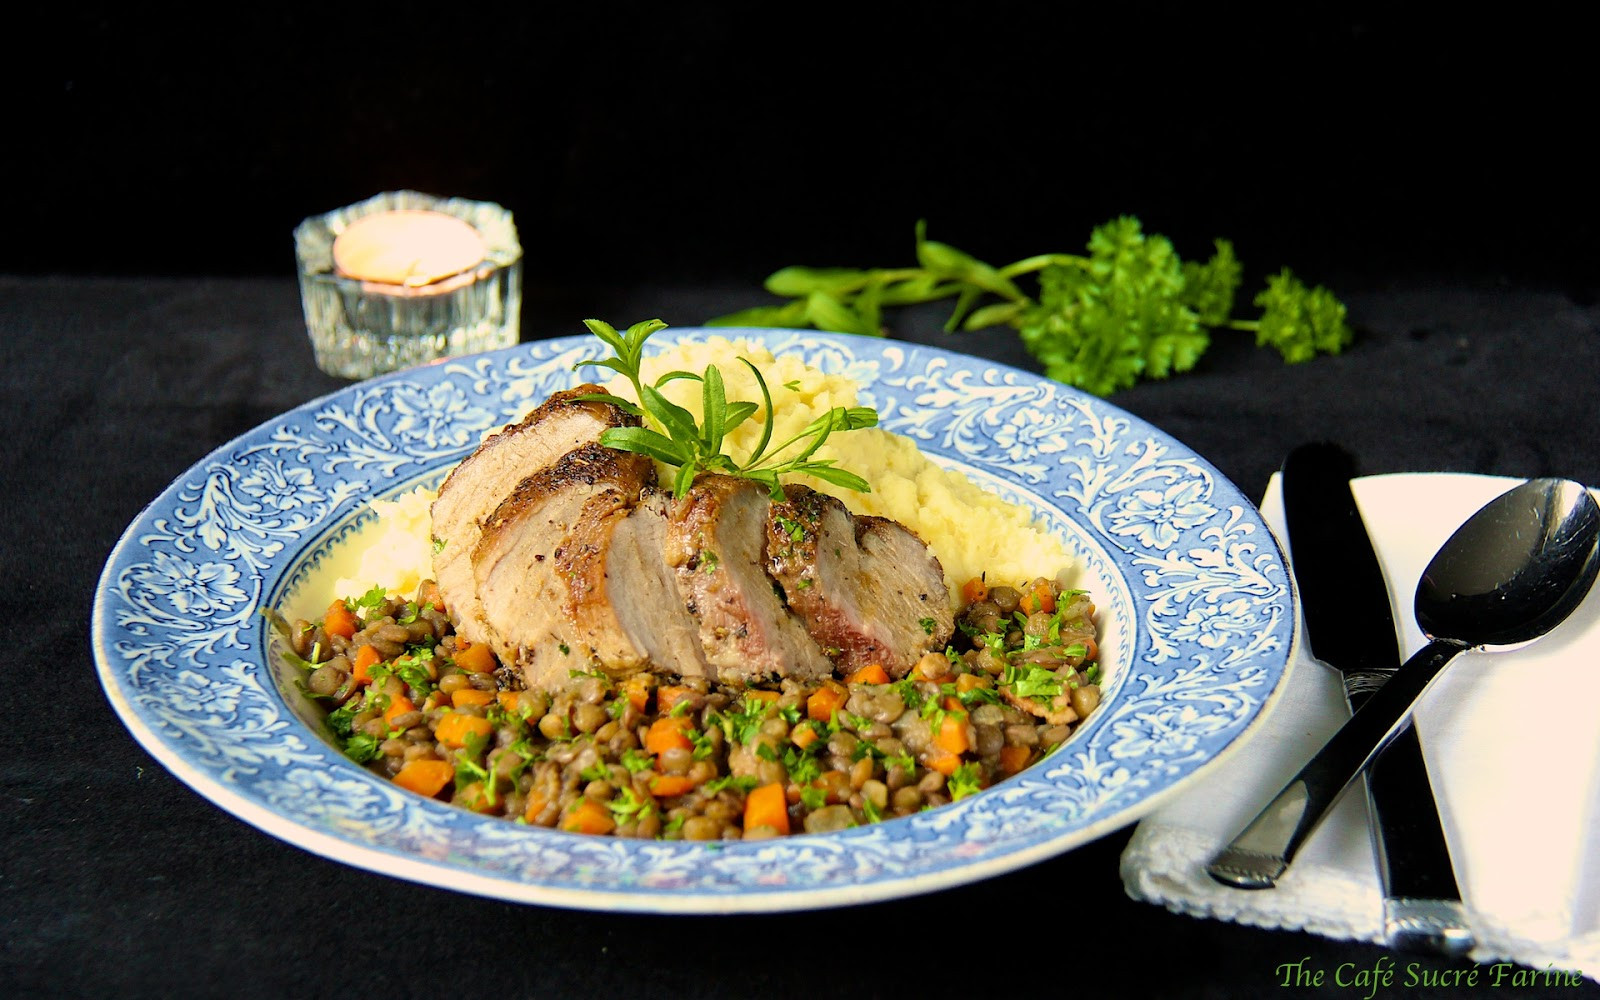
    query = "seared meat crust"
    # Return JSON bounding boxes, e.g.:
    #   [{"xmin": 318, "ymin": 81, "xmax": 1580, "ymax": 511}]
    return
[
  {"xmin": 664, "ymin": 475, "xmax": 832, "ymax": 684},
  {"xmin": 767, "ymin": 484, "xmax": 953, "ymax": 677},
  {"xmin": 431, "ymin": 385, "xmax": 637, "ymax": 657},
  {"xmin": 471, "ymin": 443, "xmax": 654, "ymax": 690}
]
